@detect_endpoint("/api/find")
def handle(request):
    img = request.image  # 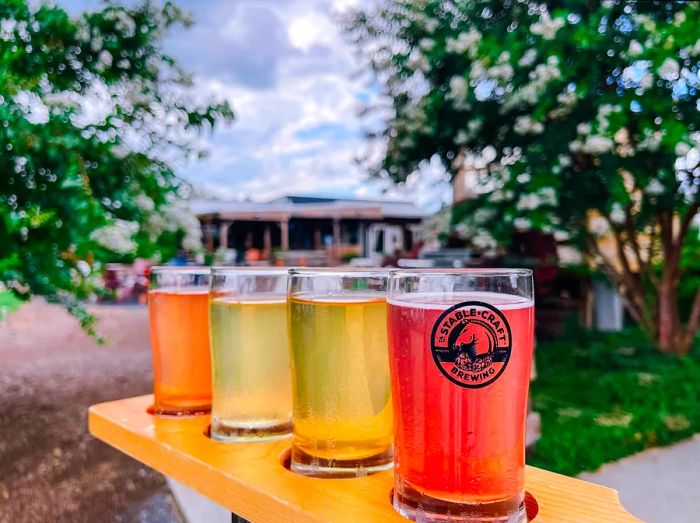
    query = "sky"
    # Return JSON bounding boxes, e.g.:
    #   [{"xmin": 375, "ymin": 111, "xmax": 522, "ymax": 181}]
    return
[{"xmin": 61, "ymin": 0, "xmax": 452, "ymax": 210}]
